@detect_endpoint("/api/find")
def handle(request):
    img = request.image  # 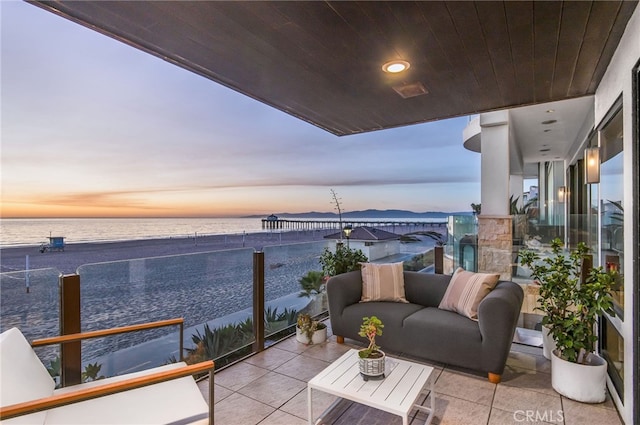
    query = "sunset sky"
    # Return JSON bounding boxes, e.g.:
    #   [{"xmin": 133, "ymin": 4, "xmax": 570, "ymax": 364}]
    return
[{"xmin": 1, "ymin": 1, "xmax": 480, "ymax": 218}]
